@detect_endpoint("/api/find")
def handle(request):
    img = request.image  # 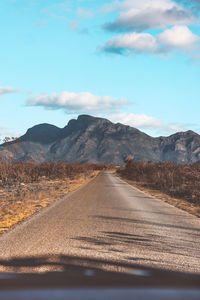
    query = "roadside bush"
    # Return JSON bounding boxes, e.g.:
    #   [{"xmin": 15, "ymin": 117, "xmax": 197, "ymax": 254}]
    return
[
  {"xmin": 117, "ymin": 160, "xmax": 200, "ymax": 205},
  {"xmin": 0, "ymin": 159, "xmax": 112, "ymax": 185}
]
